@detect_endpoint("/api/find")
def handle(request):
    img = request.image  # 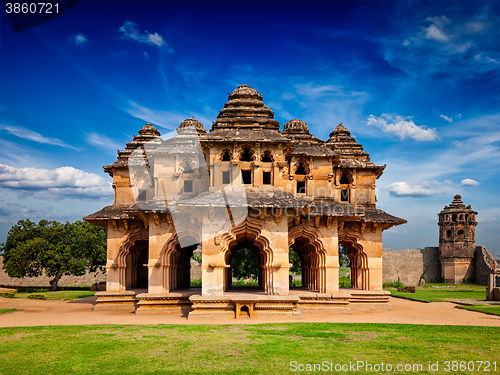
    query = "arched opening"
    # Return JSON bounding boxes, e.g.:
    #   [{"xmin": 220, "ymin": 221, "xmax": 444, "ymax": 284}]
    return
[
  {"xmin": 181, "ymin": 159, "xmax": 194, "ymax": 174},
  {"xmin": 162, "ymin": 235, "xmax": 200, "ymax": 291},
  {"xmin": 221, "ymin": 149, "xmax": 232, "ymax": 162},
  {"xmin": 340, "ymin": 175, "xmax": 350, "ymax": 185},
  {"xmin": 340, "ymin": 172, "xmax": 351, "ymax": 202},
  {"xmin": 230, "ymin": 245, "xmax": 259, "ymax": 286},
  {"xmin": 457, "ymin": 229, "xmax": 464, "ymax": 239},
  {"xmin": 261, "ymin": 151, "xmax": 274, "ymax": 163},
  {"xmin": 125, "ymin": 240, "xmax": 149, "ymax": 290},
  {"xmin": 289, "ymin": 237, "xmax": 324, "ymax": 292},
  {"xmin": 295, "ymin": 164, "xmax": 307, "ymax": 175},
  {"xmin": 339, "ymin": 240, "xmax": 369, "ymax": 290},
  {"xmin": 446, "ymin": 229, "xmax": 452, "ymax": 238},
  {"xmin": 239, "ymin": 148, "xmax": 254, "ymax": 162},
  {"xmin": 225, "ymin": 239, "xmax": 268, "ymax": 292},
  {"xmin": 289, "ymin": 247, "xmax": 302, "ymax": 287},
  {"xmin": 338, "ymin": 244, "xmax": 351, "ymax": 288},
  {"xmin": 452, "ymin": 214, "xmax": 457, "ymax": 222}
]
